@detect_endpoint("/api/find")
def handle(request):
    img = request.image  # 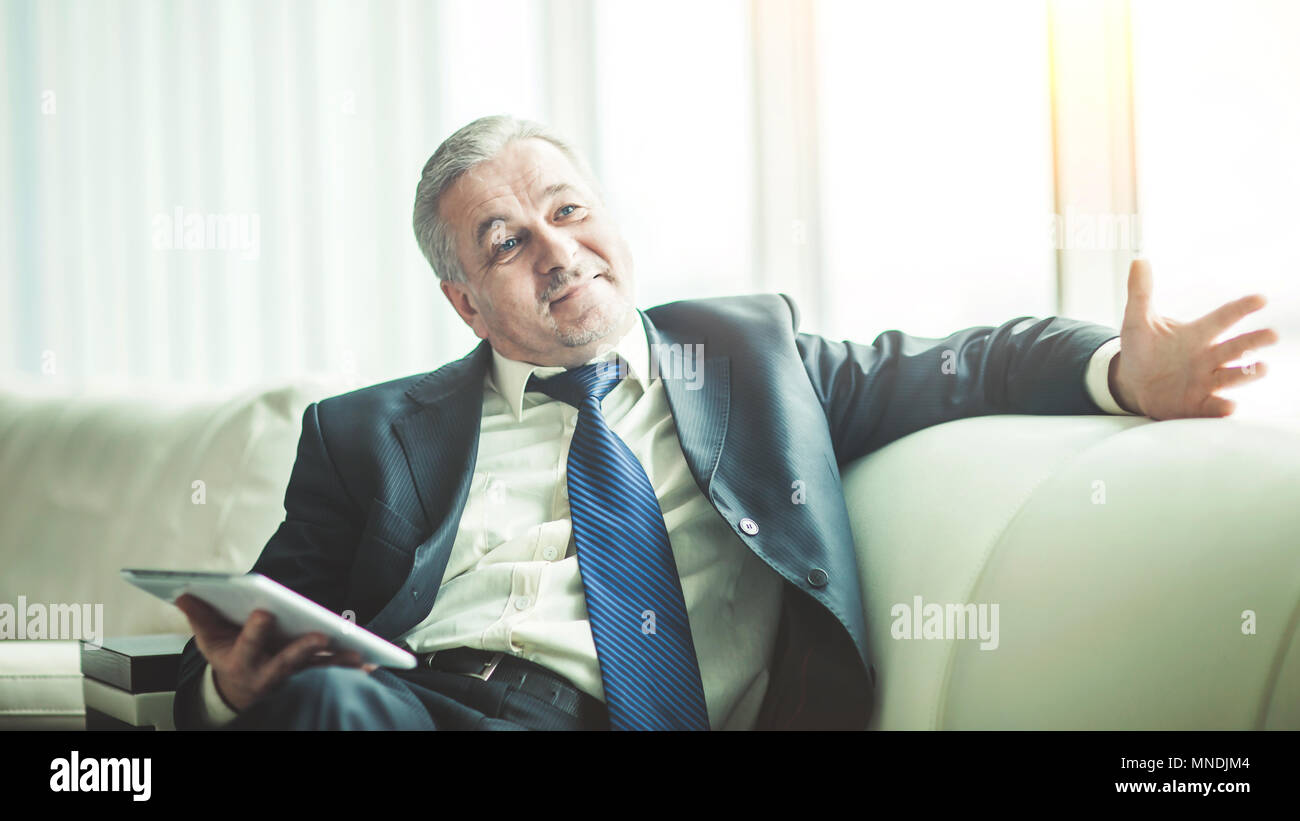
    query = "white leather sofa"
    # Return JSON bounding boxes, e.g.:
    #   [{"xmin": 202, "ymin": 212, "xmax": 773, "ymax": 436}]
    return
[
  {"xmin": 0, "ymin": 380, "xmax": 320, "ymax": 729},
  {"xmin": 1, "ymin": 381, "xmax": 1297, "ymax": 730}
]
